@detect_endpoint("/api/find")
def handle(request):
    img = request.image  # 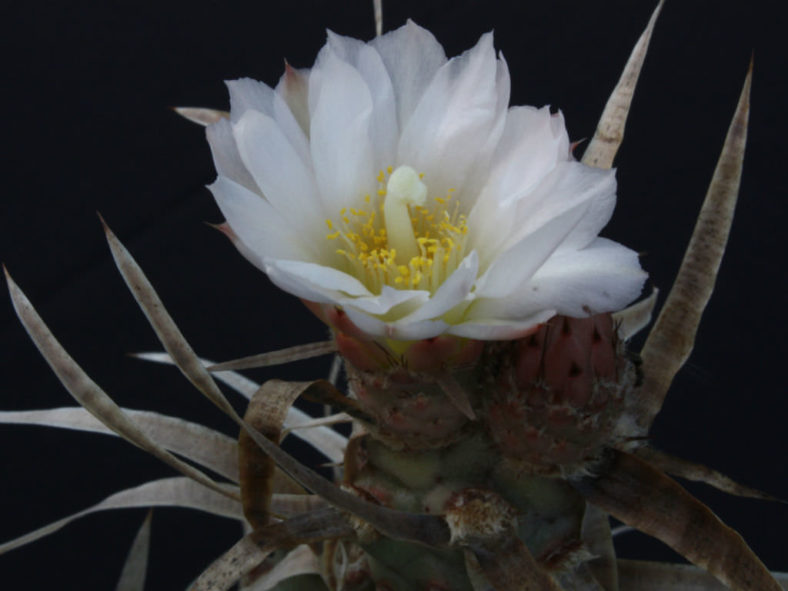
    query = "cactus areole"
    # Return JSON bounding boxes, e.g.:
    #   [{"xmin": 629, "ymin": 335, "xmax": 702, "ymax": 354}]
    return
[{"xmin": 204, "ymin": 20, "xmax": 657, "ymax": 590}]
